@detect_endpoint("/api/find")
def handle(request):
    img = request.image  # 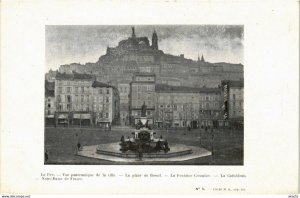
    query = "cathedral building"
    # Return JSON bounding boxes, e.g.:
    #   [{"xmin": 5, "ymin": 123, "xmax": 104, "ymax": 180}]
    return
[{"xmin": 53, "ymin": 27, "xmax": 244, "ymax": 89}]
